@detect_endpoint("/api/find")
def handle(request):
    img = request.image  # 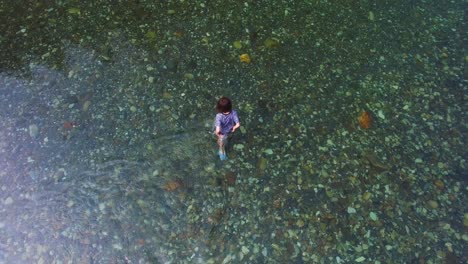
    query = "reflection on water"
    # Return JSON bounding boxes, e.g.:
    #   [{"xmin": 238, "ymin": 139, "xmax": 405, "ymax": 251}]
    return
[{"xmin": 0, "ymin": 1, "xmax": 466, "ymax": 263}]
